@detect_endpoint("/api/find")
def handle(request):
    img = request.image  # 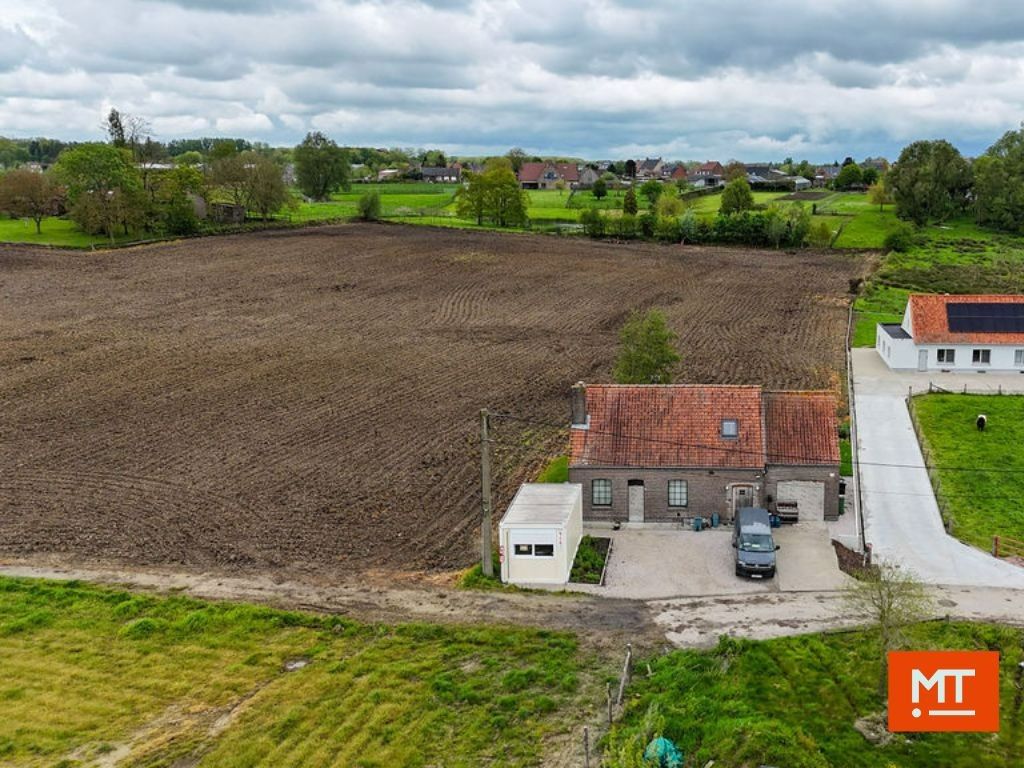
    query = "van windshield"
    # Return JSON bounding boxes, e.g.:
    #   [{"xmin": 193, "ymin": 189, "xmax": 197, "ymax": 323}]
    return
[{"xmin": 739, "ymin": 533, "xmax": 774, "ymax": 552}]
